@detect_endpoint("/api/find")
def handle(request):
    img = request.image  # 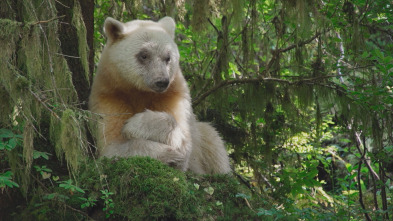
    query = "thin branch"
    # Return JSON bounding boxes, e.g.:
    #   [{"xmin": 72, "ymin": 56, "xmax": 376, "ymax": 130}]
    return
[
  {"xmin": 193, "ymin": 29, "xmax": 327, "ymax": 106},
  {"xmin": 192, "ymin": 75, "xmax": 340, "ymax": 107},
  {"xmin": 356, "ymin": 133, "xmax": 380, "ymax": 211},
  {"xmin": 361, "ymin": 23, "xmax": 393, "ymax": 36},
  {"xmin": 355, "ymin": 134, "xmax": 380, "ymax": 181},
  {"xmin": 354, "ymin": 132, "xmax": 372, "ymax": 221},
  {"xmin": 277, "ymin": 31, "xmax": 323, "ymax": 53},
  {"xmin": 379, "ymin": 161, "xmax": 390, "ymax": 220},
  {"xmin": 29, "ymin": 89, "xmax": 60, "ymax": 119},
  {"xmin": 193, "ymin": 77, "xmax": 283, "ymax": 106},
  {"xmin": 357, "ymin": 158, "xmax": 371, "ymax": 221},
  {"xmin": 54, "ymin": 0, "xmax": 70, "ymax": 8},
  {"xmin": 359, "ymin": 0, "xmax": 371, "ymax": 23},
  {"xmin": 31, "ymin": 15, "xmax": 65, "ymax": 25},
  {"xmin": 55, "ymin": 53, "xmax": 81, "ymax": 59},
  {"xmin": 207, "ymin": 18, "xmax": 220, "ymax": 34}
]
